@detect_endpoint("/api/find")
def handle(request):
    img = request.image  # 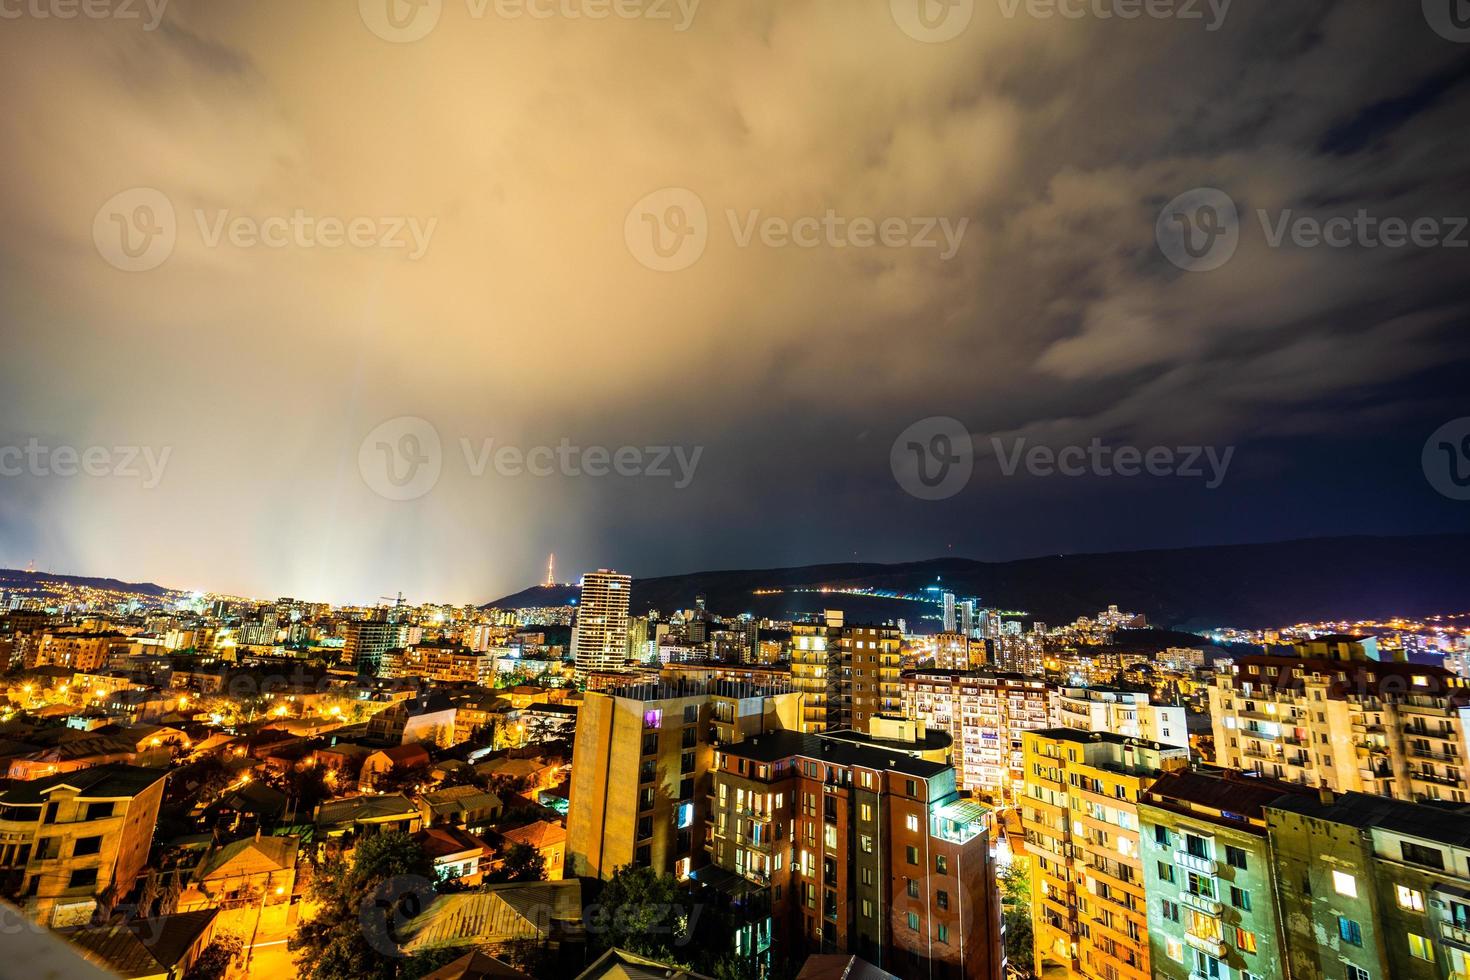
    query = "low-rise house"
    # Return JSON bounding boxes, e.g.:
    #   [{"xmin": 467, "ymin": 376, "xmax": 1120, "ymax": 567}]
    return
[
  {"xmin": 314, "ymin": 793, "xmax": 422, "ymax": 843},
  {"xmin": 178, "ymin": 833, "xmax": 298, "ymax": 911},
  {"xmin": 575, "ymin": 949, "xmax": 712, "ymax": 980},
  {"xmin": 415, "ymin": 826, "xmax": 494, "ymax": 885},
  {"xmin": 417, "ymin": 785, "xmax": 503, "ymax": 834},
  {"xmin": 5, "ymin": 732, "xmax": 140, "ymax": 780},
  {"xmin": 68, "ymin": 908, "xmax": 219, "ymax": 980},
  {"xmin": 420, "ymin": 950, "xmax": 533, "ymax": 980},
  {"xmin": 397, "ymin": 879, "xmax": 583, "ymax": 956},
  {"xmin": 360, "ymin": 743, "xmax": 432, "ymax": 792},
  {"xmin": 496, "ymin": 820, "xmax": 566, "ymax": 880},
  {"xmin": 0, "ymin": 764, "xmax": 167, "ymax": 927}
]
